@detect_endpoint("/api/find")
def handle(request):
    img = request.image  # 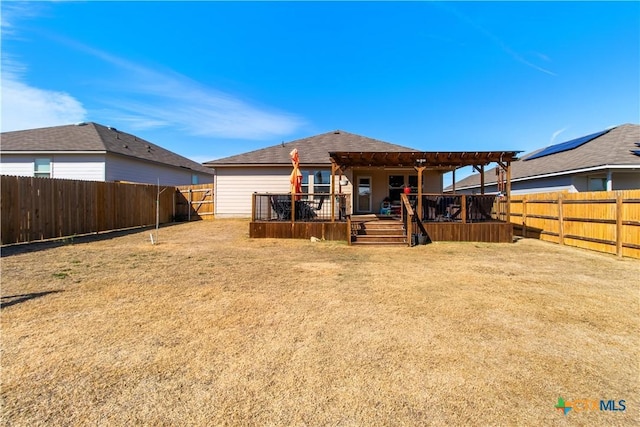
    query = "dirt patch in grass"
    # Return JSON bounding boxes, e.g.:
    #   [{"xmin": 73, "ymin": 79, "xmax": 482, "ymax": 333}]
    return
[{"xmin": 2, "ymin": 220, "xmax": 639, "ymax": 425}]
